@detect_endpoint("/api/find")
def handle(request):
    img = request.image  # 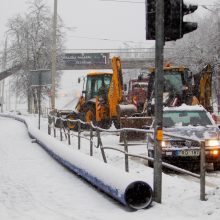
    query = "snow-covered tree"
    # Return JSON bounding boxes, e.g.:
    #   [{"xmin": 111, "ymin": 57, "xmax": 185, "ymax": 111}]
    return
[{"xmin": 5, "ymin": 0, "xmax": 65, "ymax": 113}]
